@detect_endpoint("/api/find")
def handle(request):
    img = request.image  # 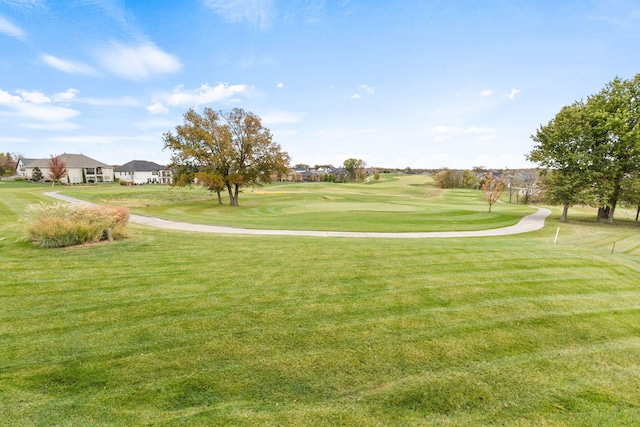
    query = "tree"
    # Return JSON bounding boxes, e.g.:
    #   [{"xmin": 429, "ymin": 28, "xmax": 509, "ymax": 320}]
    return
[
  {"xmin": 343, "ymin": 158, "xmax": 366, "ymax": 182},
  {"xmin": 31, "ymin": 166, "xmax": 43, "ymax": 182},
  {"xmin": 528, "ymin": 101, "xmax": 595, "ymax": 222},
  {"xmin": 481, "ymin": 172, "xmax": 507, "ymax": 213},
  {"xmin": 163, "ymin": 108, "xmax": 290, "ymax": 206},
  {"xmin": 584, "ymin": 75, "xmax": 640, "ymax": 224},
  {"xmin": 528, "ymin": 75, "xmax": 640, "ymax": 224},
  {"xmin": 196, "ymin": 171, "xmax": 225, "ymax": 204},
  {"xmin": 47, "ymin": 155, "xmax": 67, "ymax": 186},
  {"xmin": 0, "ymin": 152, "xmax": 18, "ymax": 177}
]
